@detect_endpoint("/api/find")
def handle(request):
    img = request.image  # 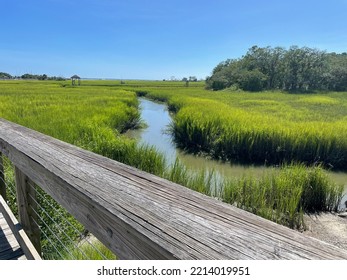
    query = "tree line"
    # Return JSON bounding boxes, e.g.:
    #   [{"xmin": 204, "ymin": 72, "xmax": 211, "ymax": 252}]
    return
[
  {"xmin": 206, "ymin": 46, "xmax": 347, "ymax": 92},
  {"xmin": 0, "ymin": 72, "xmax": 65, "ymax": 81}
]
